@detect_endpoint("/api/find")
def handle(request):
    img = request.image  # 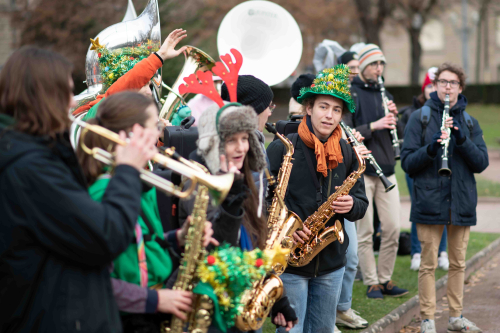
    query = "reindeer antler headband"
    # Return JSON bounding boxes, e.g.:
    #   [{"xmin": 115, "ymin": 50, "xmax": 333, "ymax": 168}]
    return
[{"xmin": 178, "ymin": 49, "xmax": 243, "ymax": 133}]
